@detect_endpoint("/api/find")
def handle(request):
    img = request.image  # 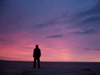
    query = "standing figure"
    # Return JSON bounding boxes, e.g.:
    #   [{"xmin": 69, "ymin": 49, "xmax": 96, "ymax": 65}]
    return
[{"xmin": 33, "ymin": 45, "xmax": 41, "ymax": 68}]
